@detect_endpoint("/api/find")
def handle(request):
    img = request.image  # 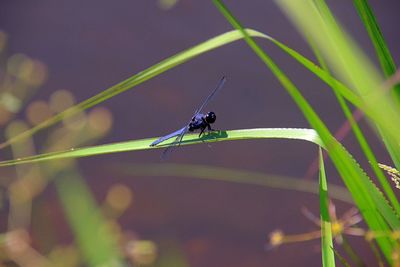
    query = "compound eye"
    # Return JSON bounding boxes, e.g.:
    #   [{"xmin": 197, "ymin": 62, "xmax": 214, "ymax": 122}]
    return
[{"xmin": 205, "ymin": 111, "xmax": 216, "ymax": 123}]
